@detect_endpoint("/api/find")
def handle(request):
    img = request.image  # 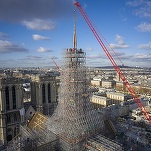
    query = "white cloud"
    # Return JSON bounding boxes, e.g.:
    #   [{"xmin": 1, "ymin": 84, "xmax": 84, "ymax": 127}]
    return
[
  {"xmin": 32, "ymin": 34, "xmax": 50, "ymax": 40},
  {"xmin": 126, "ymin": 0, "xmax": 151, "ymax": 18},
  {"xmin": 138, "ymin": 42, "xmax": 151, "ymax": 50},
  {"xmin": 127, "ymin": 1, "xmax": 151, "ymax": 33},
  {"xmin": 0, "ymin": 32, "xmax": 9, "ymax": 39},
  {"xmin": 116, "ymin": 35, "xmax": 125, "ymax": 45},
  {"xmin": 0, "ymin": 40, "xmax": 29, "ymax": 53},
  {"xmin": 110, "ymin": 35, "xmax": 129, "ymax": 49},
  {"xmin": 22, "ymin": 19, "xmax": 55, "ymax": 30},
  {"xmin": 26, "ymin": 55, "xmax": 43, "ymax": 60},
  {"xmin": 37, "ymin": 47, "xmax": 51, "ymax": 53},
  {"xmin": 110, "ymin": 44, "xmax": 129, "ymax": 49},
  {"xmin": 126, "ymin": 0, "xmax": 142, "ymax": 7},
  {"xmin": 136, "ymin": 22, "xmax": 151, "ymax": 32},
  {"xmin": 134, "ymin": 53, "xmax": 151, "ymax": 59}
]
